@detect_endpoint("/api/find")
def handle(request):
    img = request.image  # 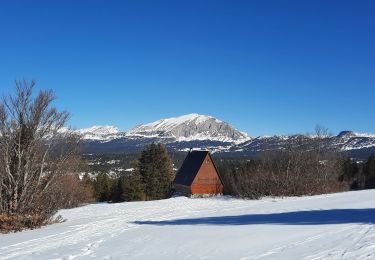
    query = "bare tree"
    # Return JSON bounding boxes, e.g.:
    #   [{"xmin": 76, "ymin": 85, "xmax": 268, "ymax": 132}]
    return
[{"xmin": 0, "ymin": 80, "xmax": 82, "ymax": 220}]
